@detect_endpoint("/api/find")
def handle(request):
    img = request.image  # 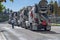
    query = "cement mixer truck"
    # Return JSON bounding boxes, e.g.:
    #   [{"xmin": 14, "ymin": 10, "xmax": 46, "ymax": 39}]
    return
[{"xmin": 24, "ymin": 0, "xmax": 53, "ymax": 31}]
